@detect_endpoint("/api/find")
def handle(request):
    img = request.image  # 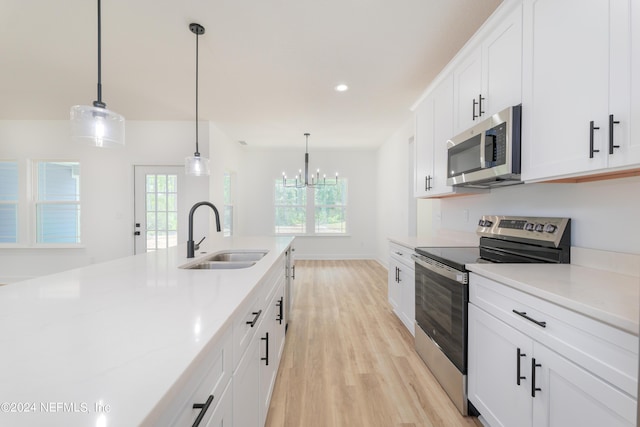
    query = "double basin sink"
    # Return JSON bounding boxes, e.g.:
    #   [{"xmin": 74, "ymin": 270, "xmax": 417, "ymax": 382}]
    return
[{"xmin": 181, "ymin": 250, "xmax": 268, "ymax": 270}]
